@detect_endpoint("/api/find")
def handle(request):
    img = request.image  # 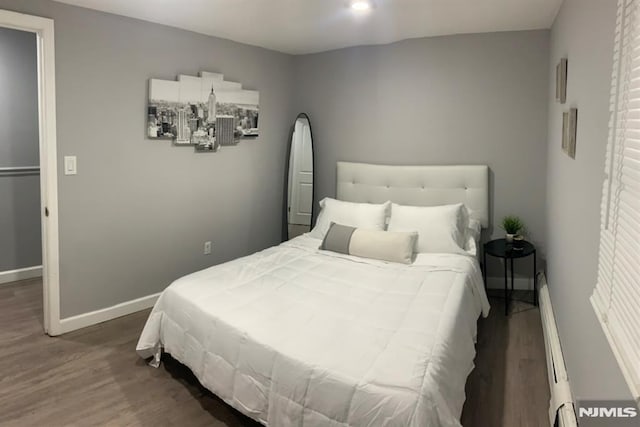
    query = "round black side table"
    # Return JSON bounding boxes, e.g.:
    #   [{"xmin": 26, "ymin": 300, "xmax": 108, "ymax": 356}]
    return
[{"xmin": 483, "ymin": 239, "xmax": 537, "ymax": 315}]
